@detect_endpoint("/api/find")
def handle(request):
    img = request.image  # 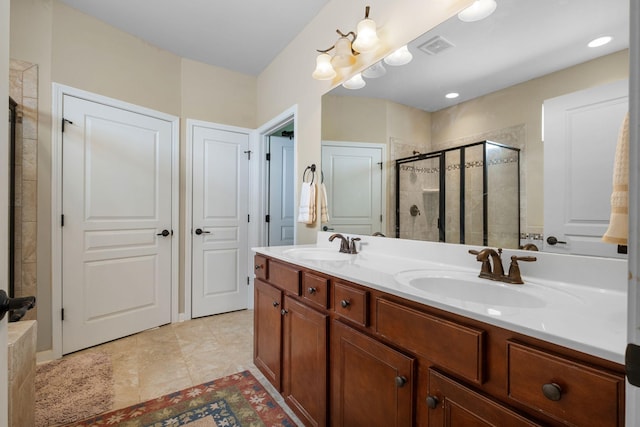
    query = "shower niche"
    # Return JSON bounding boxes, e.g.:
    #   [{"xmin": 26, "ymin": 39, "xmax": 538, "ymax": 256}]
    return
[{"xmin": 395, "ymin": 140, "xmax": 520, "ymax": 248}]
